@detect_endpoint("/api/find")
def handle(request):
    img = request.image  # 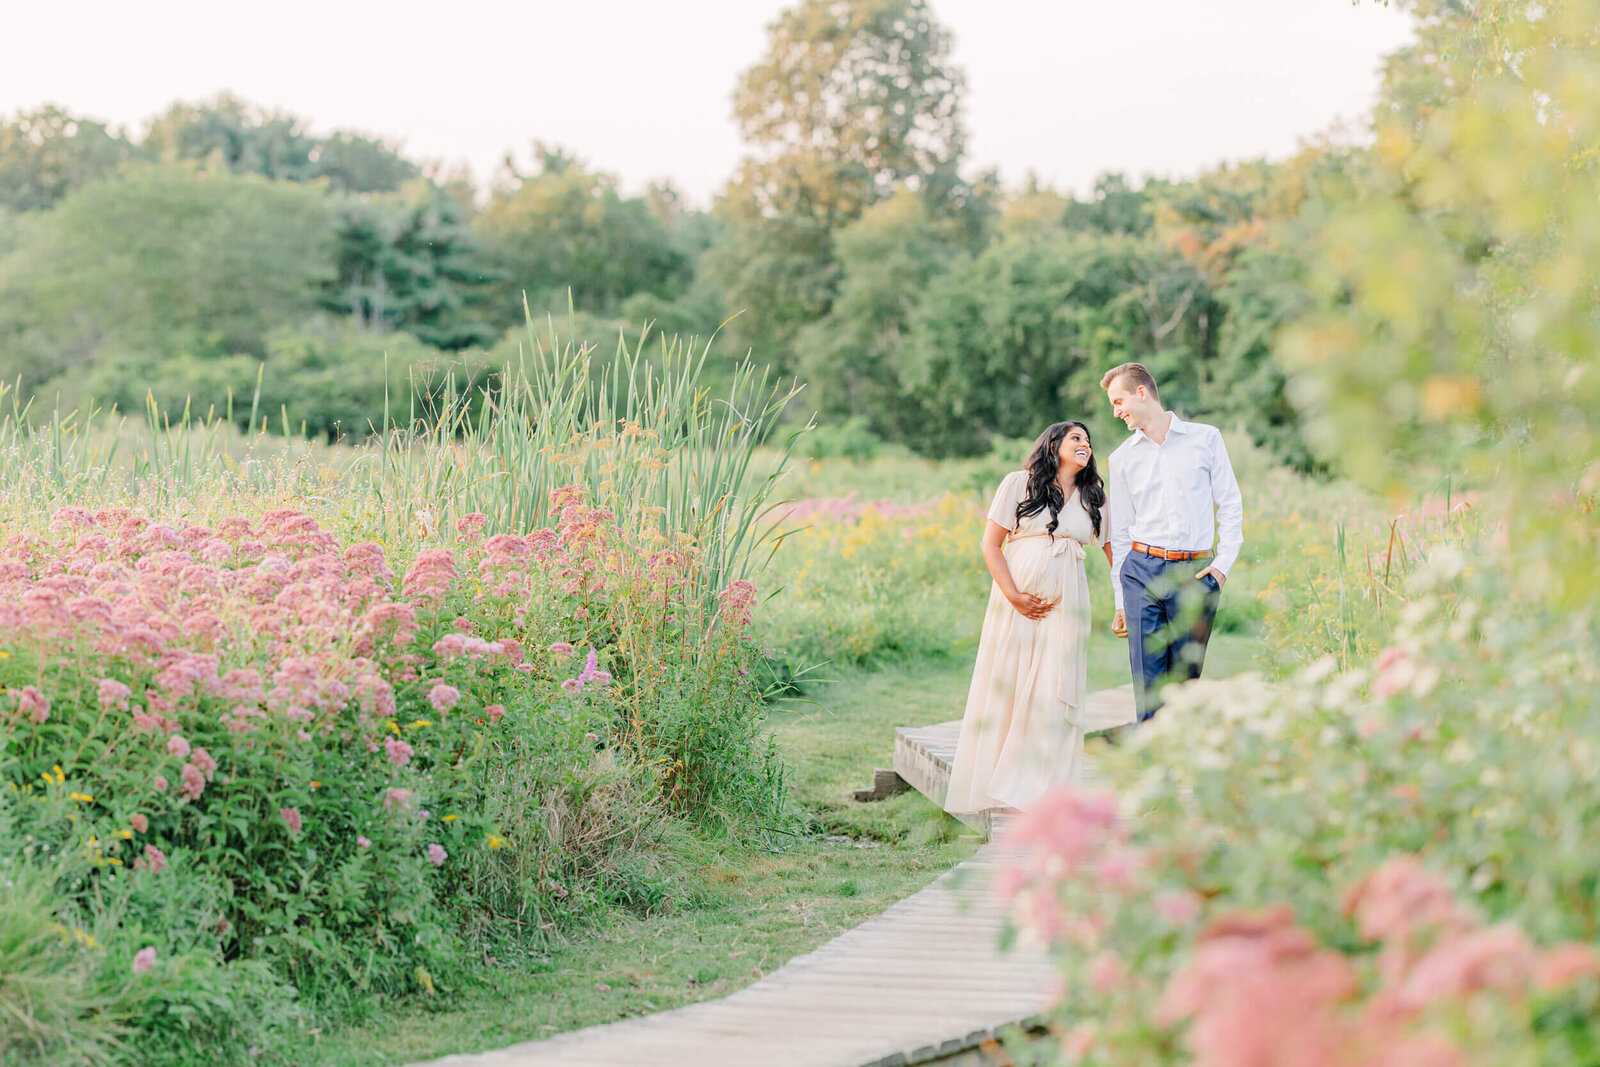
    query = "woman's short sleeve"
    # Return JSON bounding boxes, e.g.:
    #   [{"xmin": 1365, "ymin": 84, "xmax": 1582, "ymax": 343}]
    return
[
  {"xmin": 986, "ymin": 471, "xmax": 1027, "ymax": 530},
  {"xmin": 1089, "ymin": 497, "xmax": 1109, "ymax": 548}
]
